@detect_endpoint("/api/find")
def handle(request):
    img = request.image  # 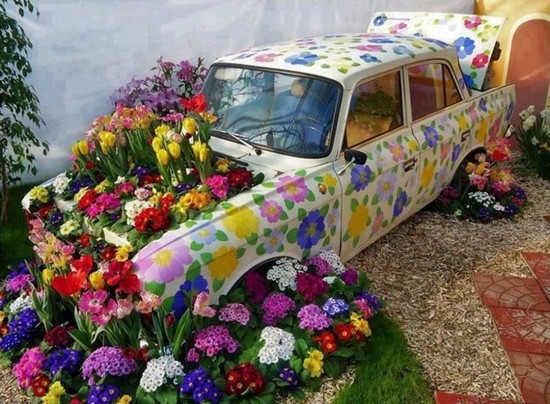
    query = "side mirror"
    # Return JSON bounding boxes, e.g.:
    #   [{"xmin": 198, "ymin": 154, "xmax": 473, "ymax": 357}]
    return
[{"xmin": 344, "ymin": 149, "xmax": 366, "ymax": 165}]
